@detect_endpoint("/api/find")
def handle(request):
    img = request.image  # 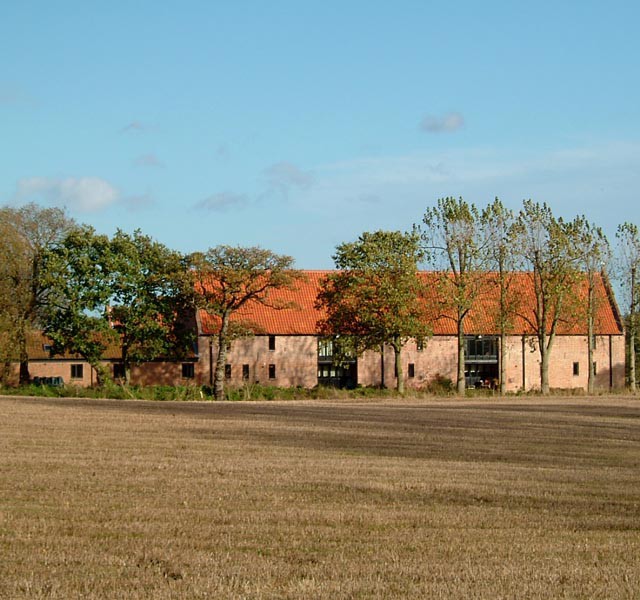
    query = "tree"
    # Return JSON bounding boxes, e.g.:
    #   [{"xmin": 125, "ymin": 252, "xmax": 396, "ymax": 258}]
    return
[
  {"xmin": 615, "ymin": 222, "xmax": 640, "ymax": 392},
  {"xmin": 190, "ymin": 246, "xmax": 304, "ymax": 401},
  {"xmin": 41, "ymin": 227, "xmax": 193, "ymax": 385},
  {"xmin": 316, "ymin": 230, "xmax": 431, "ymax": 394},
  {"xmin": 108, "ymin": 230, "xmax": 194, "ymax": 384},
  {"xmin": 573, "ymin": 217, "xmax": 610, "ymax": 393},
  {"xmin": 420, "ymin": 197, "xmax": 486, "ymax": 394},
  {"xmin": 0, "ymin": 203, "xmax": 74, "ymax": 383},
  {"xmin": 40, "ymin": 226, "xmax": 116, "ymax": 384},
  {"xmin": 481, "ymin": 198, "xmax": 521, "ymax": 394},
  {"xmin": 512, "ymin": 200, "xmax": 581, "ymax": 394}
]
